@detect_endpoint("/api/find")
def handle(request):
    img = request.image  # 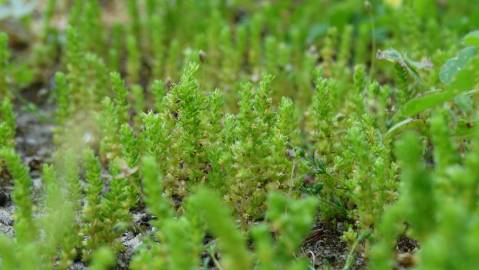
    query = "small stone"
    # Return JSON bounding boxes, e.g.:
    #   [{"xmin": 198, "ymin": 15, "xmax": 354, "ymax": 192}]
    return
[
  {"xmin": 0, "ymin": 208, "xmax": 13, "ymax": 225},
  {"xmin": 69, "ymin": 262, "xmax": 87, "ymax": 270}
]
